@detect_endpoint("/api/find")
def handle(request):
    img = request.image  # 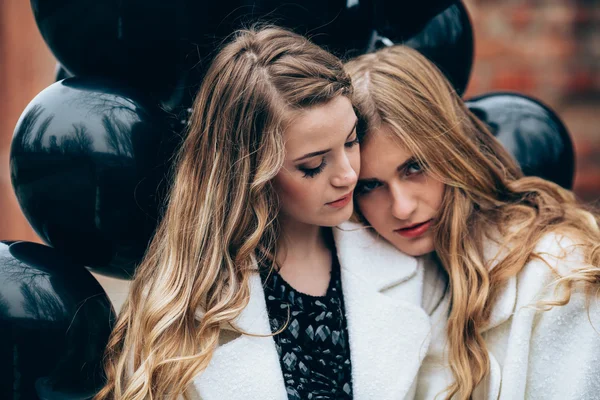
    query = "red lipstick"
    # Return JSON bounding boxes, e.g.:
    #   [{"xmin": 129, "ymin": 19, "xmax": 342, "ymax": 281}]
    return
[
  {"xmin": 326, "ymin": 192, "xmax": 352, "ymax": 208},
  {"xmin": 394, "ymin": 219, "xmax": 432, "ymax": 238}
]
